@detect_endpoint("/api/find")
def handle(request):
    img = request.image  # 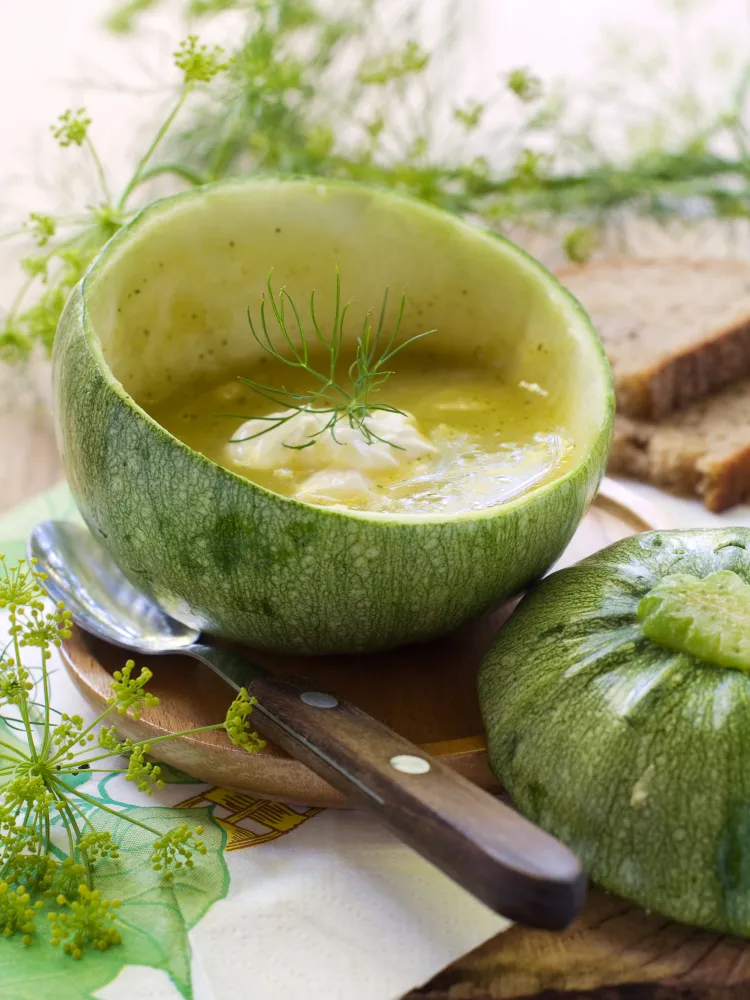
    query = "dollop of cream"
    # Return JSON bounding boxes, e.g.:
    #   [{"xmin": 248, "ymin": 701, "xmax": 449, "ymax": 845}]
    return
[
  {"xmin": 226, "ymin": 407, "xmax": 437, "ymax": 505},
  {"xmin": 295, "ymin": 469, "xmax": 375, "ymax": 504}
]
